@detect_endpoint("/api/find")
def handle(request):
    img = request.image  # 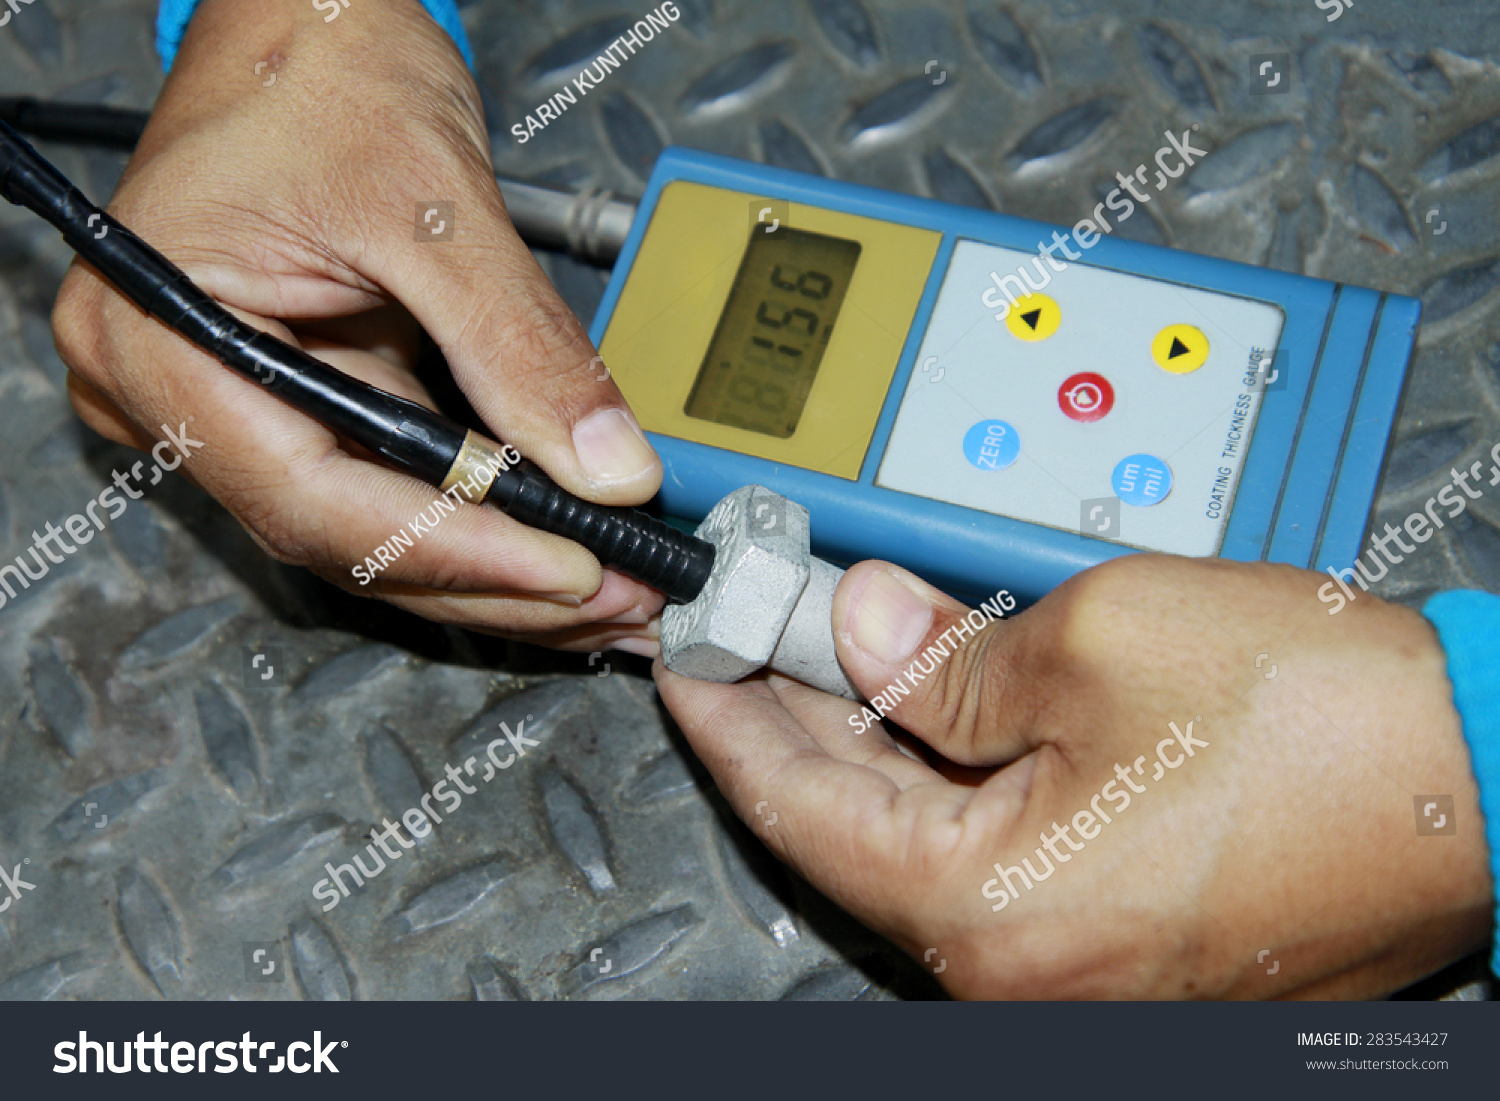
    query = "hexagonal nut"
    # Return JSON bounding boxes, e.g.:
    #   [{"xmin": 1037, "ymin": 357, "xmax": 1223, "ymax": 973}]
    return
[{"xmin": 661, "ymin": 486, "xmax": 811, "ymax": 683}]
